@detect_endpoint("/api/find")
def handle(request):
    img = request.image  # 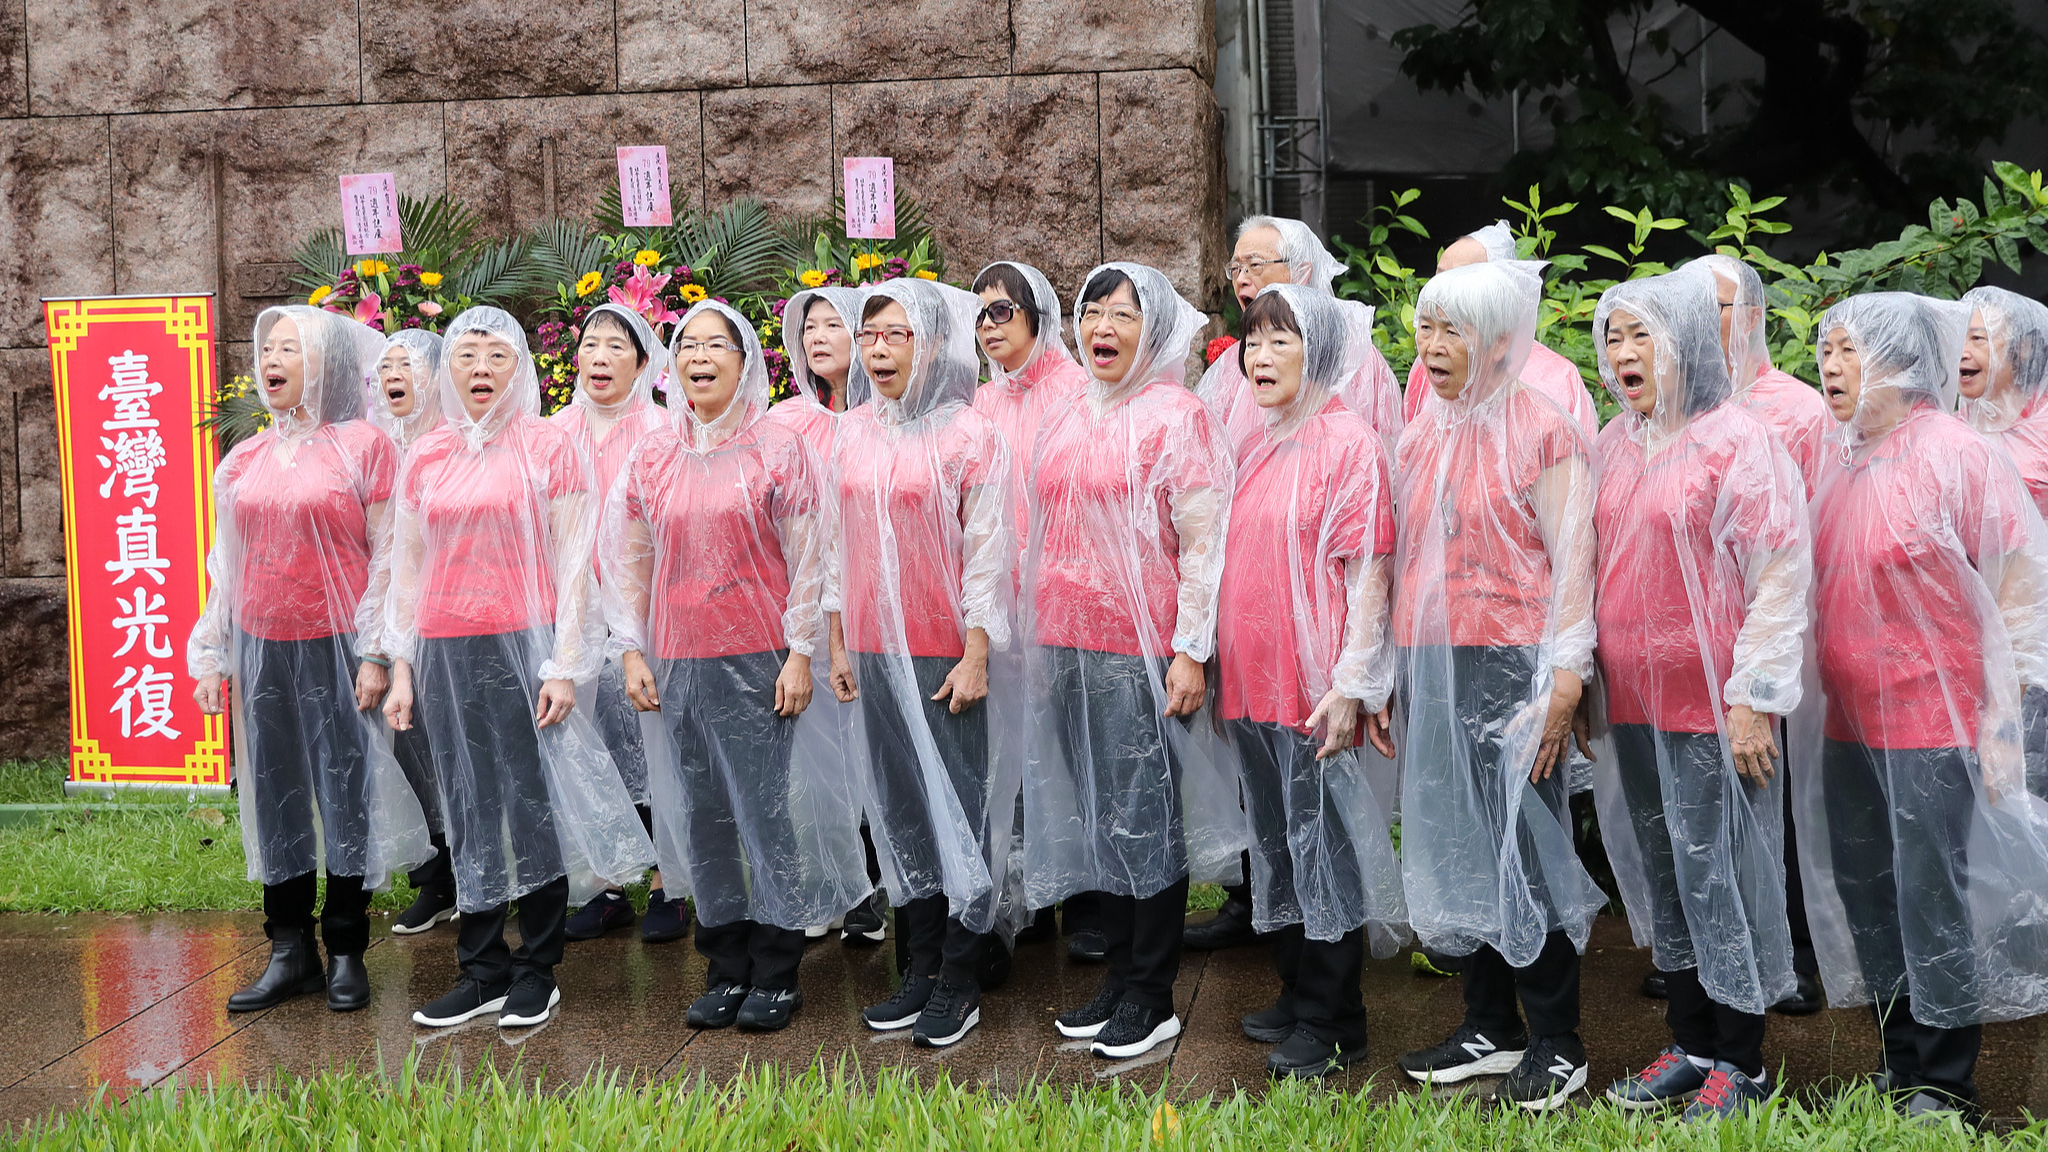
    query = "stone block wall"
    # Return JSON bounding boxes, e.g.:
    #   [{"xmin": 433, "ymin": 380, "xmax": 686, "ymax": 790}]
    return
[{"xmin": 0, "ymin": 0, "xmax": 1228, "ymax": 758}]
